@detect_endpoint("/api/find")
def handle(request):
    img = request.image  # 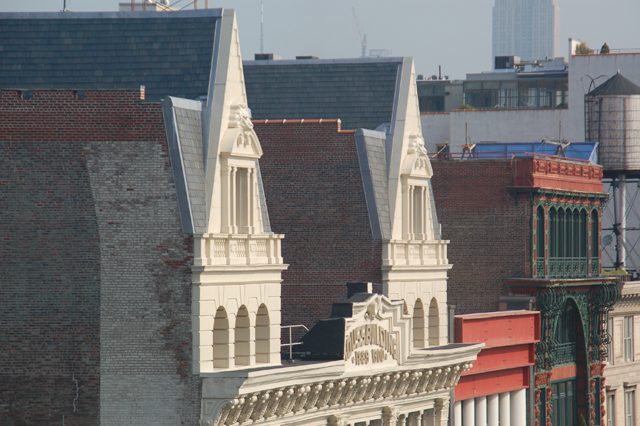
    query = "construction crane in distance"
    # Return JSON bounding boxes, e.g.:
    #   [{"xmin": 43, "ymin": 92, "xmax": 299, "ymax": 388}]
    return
[{"xmin": 351, "ymin": 6, "xmax": 367, "ymax": 58}]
